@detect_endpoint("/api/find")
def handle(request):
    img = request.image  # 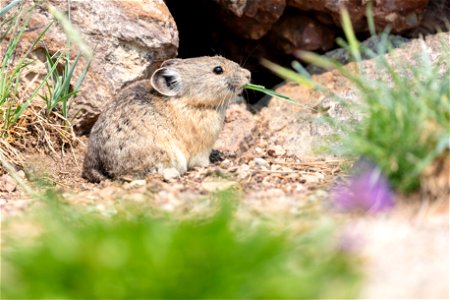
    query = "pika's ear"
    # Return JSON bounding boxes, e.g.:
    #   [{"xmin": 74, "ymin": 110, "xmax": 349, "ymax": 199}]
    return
[
  {"xmin": 160, "ymin": 58, "xmax": 182, "ymax": 67},
  {"xmin": 150, "ymin": 67, "xmax": 182, "ymax": 97}
]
